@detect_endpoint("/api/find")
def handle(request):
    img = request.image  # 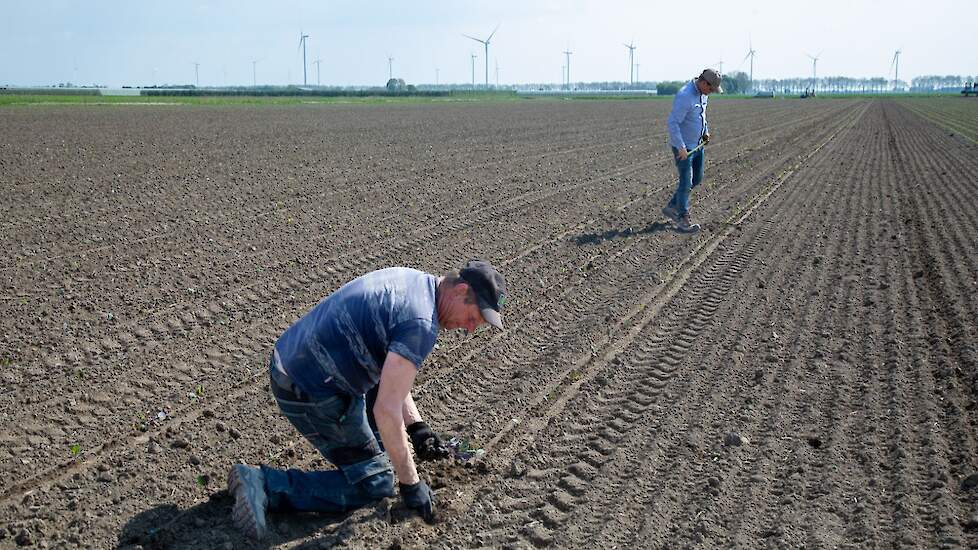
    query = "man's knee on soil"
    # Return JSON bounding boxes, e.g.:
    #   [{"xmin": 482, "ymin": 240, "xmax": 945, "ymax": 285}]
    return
[{"xmin": 357, "ymin": 470, "xmax": 396, "ymax": 499}]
